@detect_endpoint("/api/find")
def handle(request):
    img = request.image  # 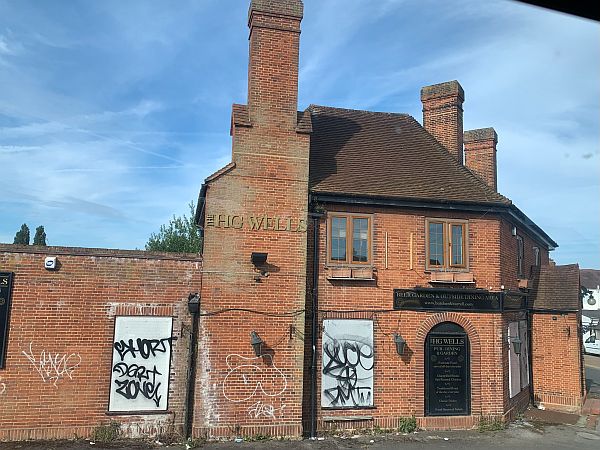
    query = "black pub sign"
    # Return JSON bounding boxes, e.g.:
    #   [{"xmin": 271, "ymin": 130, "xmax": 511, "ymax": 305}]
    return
[
  {"xmin": 425, "ymin": 326, "xmax": 470, "ymax": 416},
  {"xmin": 0, "ymin": 272, "xmax": 14, "ymax": 369},
  {"xmin": 394, "ymin": 288, "xmax": 501, "ymax": 312}
]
